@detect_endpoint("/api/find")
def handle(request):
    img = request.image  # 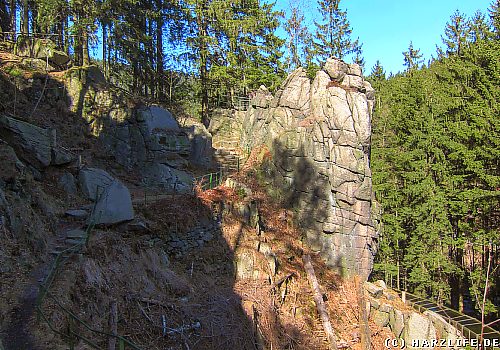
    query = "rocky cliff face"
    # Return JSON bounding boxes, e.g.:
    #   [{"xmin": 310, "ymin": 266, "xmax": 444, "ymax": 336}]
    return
[
  {"xmin": 239, "ymin": 58, "xmax": 379, "ymax": 277},
  {"xmin": 63, "ymin": 67, "xmax": 213, "ymax": 192}
]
